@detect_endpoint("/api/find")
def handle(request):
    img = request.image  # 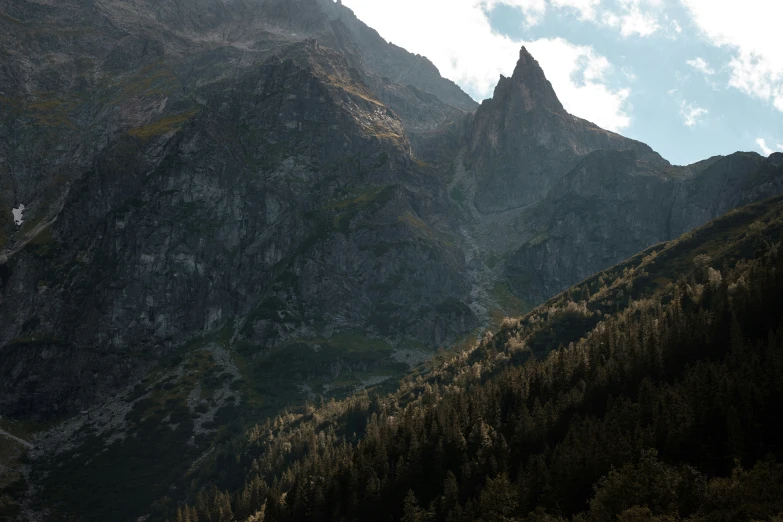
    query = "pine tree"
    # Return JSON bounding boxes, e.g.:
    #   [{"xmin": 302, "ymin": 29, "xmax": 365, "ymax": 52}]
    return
[
  {"xmin": 478, "ymin": 473, "xmax": 518, "ymax": 522},
  {"xmin": 402, "ymin": 489, "xmax": 423, "ymax": 522}
]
